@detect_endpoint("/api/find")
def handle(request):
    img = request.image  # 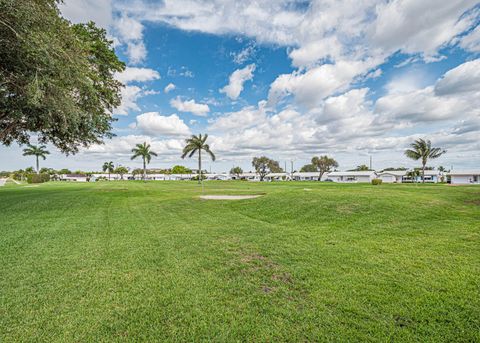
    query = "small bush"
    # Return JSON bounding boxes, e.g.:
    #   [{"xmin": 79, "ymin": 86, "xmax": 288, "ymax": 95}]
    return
[
  {"xmin": 371, "ymin": 178, "xmax": 383, "ymax": 185},
  {"xmin": 26, "ymin": 173, "xmax": 50, "ymax": 184}
]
